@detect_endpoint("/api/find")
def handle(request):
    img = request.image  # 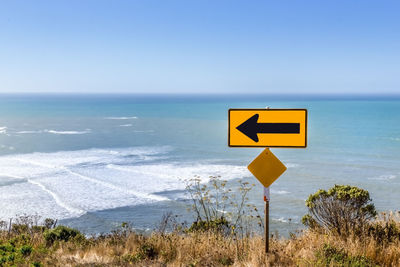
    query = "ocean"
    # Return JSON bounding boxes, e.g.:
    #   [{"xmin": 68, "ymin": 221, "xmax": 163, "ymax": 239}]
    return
[{"xmin": 0, "ymin": 94, "xmax": 399, "ymax": 235}]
